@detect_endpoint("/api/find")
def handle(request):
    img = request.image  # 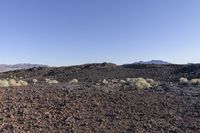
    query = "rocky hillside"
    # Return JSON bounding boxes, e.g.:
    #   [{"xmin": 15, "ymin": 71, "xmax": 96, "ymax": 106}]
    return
[
  {"xmin": 0, "ymin": 63, "xmax": 182, "ymax": 83},
  {"xmin": 0, "ymin": 64, "xmax": 47, "ymax": 73}
]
